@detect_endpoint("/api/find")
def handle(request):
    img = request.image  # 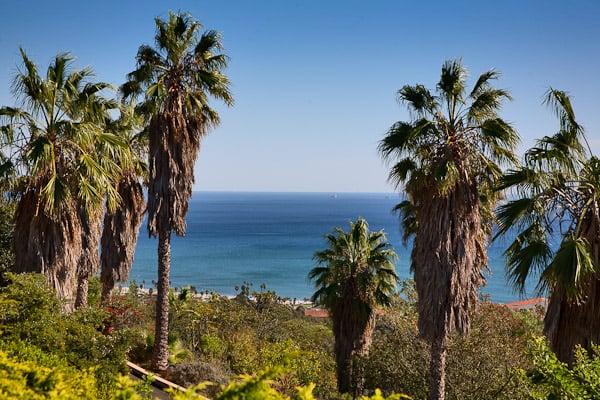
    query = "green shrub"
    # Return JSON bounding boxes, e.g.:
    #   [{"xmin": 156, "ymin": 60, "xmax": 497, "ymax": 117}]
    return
[
  {"xmin": 0, "ymin": 342, "xmax": 98, "ymax": 399},
  {"xmin": 521, "ymin": 336, "xmax": 600, "ymax": 399},
  {"xmin": 169, "ymin": 367, "xmax": 410, "ymax": 400},
  {"xmin": 0, "ymin": 198, "xmax": 15, "ymax": 286},
  {"xmin": 0, "ymin": 273, "xmax": 133, "ymax": 398},
  {"xmin": 362, "ymin": 297, "xmax": 540, "ymax": 399}
]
